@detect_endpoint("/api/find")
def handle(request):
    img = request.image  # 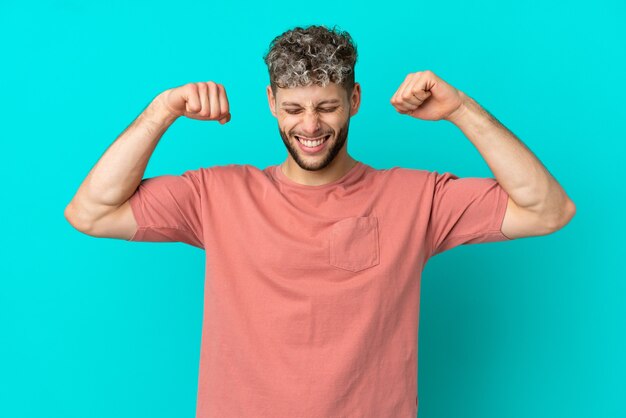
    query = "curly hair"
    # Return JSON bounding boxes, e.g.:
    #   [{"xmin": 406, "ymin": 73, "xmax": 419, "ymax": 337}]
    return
[{"xmin": 262, "ymin": 24, "xmax": 358, "ymax": 98}]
